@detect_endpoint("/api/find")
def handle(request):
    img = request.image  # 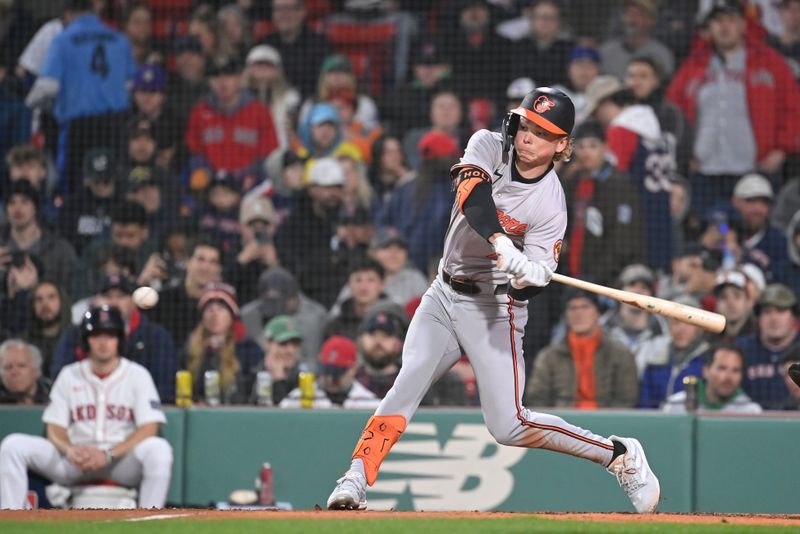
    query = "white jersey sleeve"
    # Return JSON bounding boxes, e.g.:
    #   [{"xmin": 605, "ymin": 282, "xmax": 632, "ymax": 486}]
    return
[
  {"xmin": 451, "ymin": 129, "xmax": 502, "ymax": 179},
  {"xmin": 522, "ymin": 196, "xmax": 567, "ymax": 273},
  {"xmin": 42, "ymin": 370, "xmax": 71, "ymax": 428},
  {"xmin": 131, "ymin": 364, "xmax": 167, "ymax": 426}
]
